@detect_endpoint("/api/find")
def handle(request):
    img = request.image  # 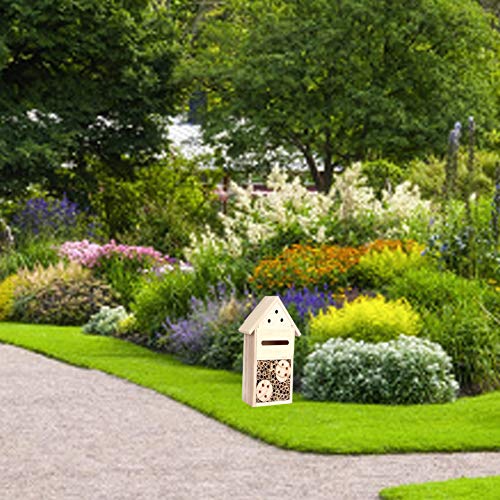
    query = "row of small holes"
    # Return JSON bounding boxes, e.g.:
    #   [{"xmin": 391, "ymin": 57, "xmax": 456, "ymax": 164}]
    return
[{"xmin": 267, "ymin": 309, "xmax": 284, "ymax": 323}]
